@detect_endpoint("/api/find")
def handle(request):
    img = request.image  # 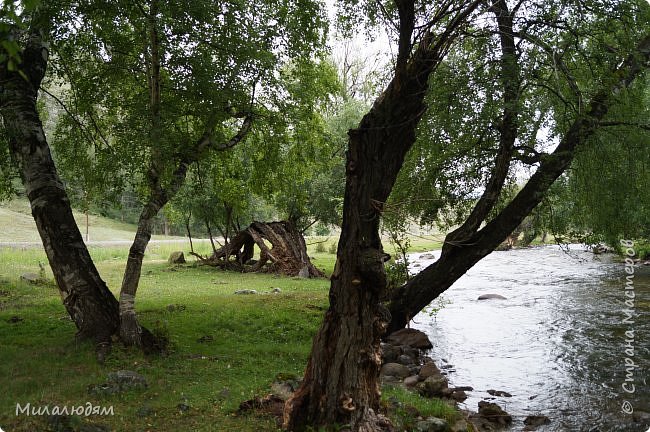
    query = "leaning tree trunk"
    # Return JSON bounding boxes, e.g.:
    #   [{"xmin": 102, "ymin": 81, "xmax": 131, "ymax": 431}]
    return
[
  {"xmin": 0, "ymin": 26, "xmax": 119, "ymax": 344},
  {"xmin": 386, "ymin": 33, "xmax": 650, "ymax": 334},
  {"xmin": 282, "ymin": 18, "xmax": 460, "ymax": 426}
]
